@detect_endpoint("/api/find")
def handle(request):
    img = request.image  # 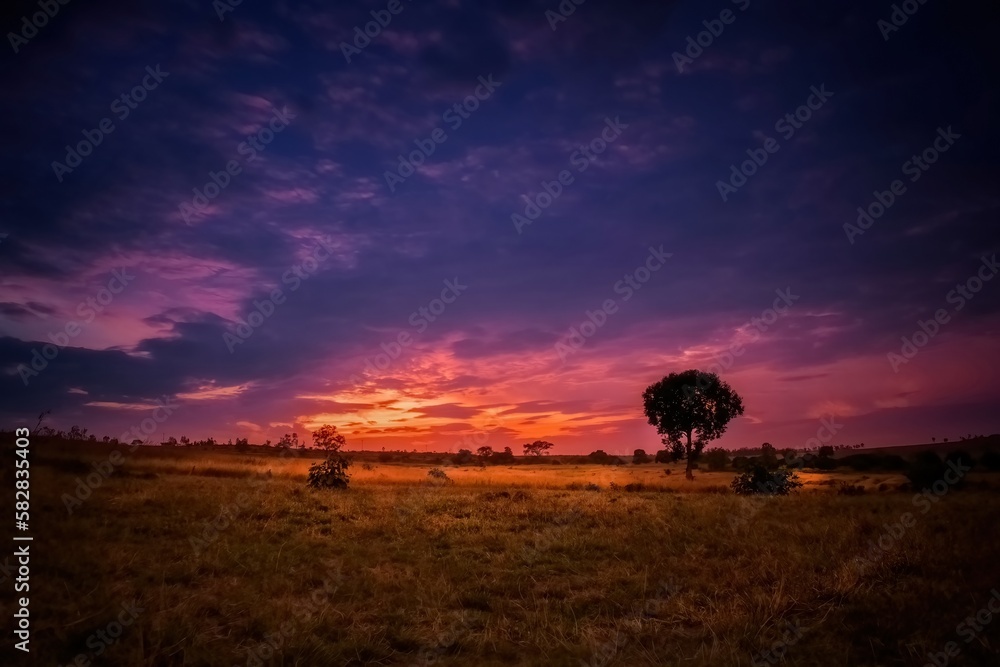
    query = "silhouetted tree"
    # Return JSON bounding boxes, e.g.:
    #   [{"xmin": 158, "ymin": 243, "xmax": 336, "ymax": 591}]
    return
[
  {"xmin": 523, "ymin": 440, "xmax": 554, "ymax": 456},
  {"xmin": 731, "ymin": 465, "xmax": 802, "ymax": 496},
  {"xmin": 758, "ymin": 443, "xmax": 779, "ymax": 469},
  {"xmin": 452, "ymin": 448, "xmax": 474, "ymax": 464},
  {"xmin": 642, "ymin": 370, "xmax": 745, "ymax": 479},
  {"xmin": 703, "ymin": 447, "xmax": 729, "ymax": 470},
  {"xmin": 313, "ymin": 425, "xmax": 346, "ymax": 452},
  {"xmin": 492, "ymin": 446, "xmax": 515, "ymax": 464},
  {"xmin": 632, "ymin": 449, "xmax": 651, "ymax": 464}
]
